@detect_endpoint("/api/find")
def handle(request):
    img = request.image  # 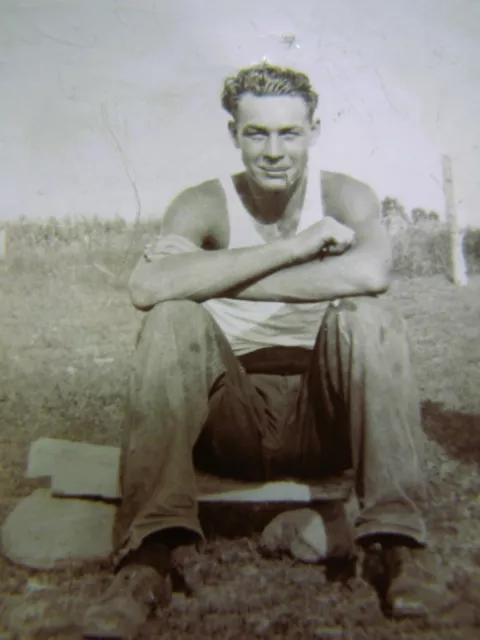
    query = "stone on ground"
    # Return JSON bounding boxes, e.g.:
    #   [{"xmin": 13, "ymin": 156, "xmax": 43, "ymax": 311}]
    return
[
  {"xmin": 259, "ymin": 506, "xmax": 356, "ymax": 563},
  {"xmin": 259, "ymin": 508, "xmax": 330, "ymax": 563},
  {"xmin": 27, "ymin": 437, "xmax": 121, "ymax": 500},
  {"xmin": 0, "ymin": 489, "xmax": 115, "ymax": 570}
]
